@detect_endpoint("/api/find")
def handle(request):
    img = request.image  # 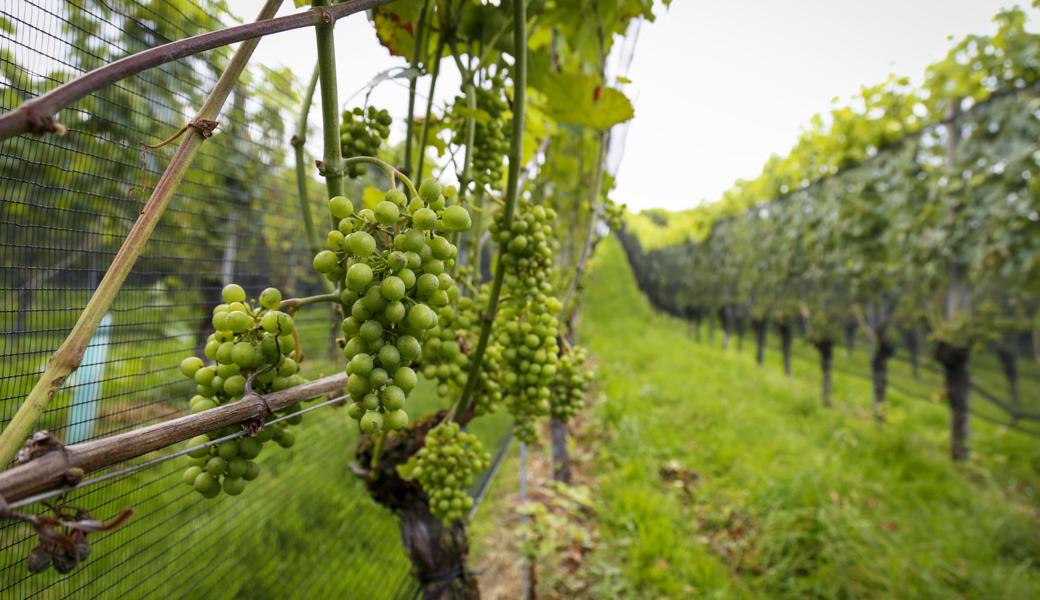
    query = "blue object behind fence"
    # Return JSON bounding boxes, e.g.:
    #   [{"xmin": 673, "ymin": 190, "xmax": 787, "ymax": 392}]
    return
[{"xmin": 66, "ymin": 313, "xmax": 112, "ymax": 444}]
